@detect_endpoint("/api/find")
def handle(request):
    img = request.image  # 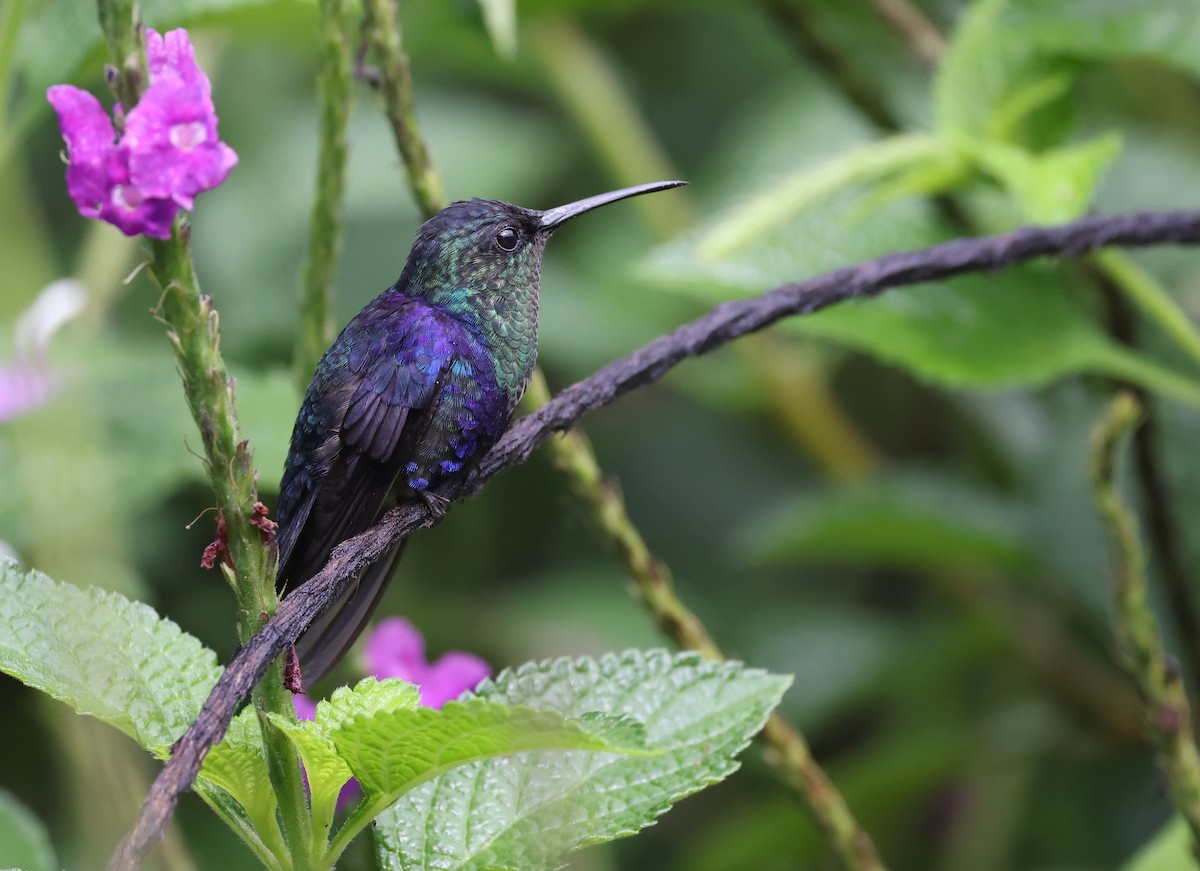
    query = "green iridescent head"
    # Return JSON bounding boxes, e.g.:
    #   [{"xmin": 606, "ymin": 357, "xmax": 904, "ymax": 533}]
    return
[
  {"xmin": 398, "ymin": 181, "xmax": 686, "ymax": 320},
  {"xmin": 396, "ymin": 180, "xmax": 686, "ymax": 388}
]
